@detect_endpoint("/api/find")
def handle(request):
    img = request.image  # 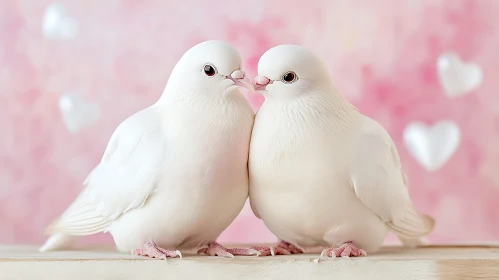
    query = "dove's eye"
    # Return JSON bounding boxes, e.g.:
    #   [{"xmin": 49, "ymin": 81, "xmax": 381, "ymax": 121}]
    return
[
  {"xmin": 203, "ymin": 64, "xmax": 217, "ymax": 77},
  {"xmin": 282, "ymin": 71, "xmax": 298, "ymax": 83}
]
